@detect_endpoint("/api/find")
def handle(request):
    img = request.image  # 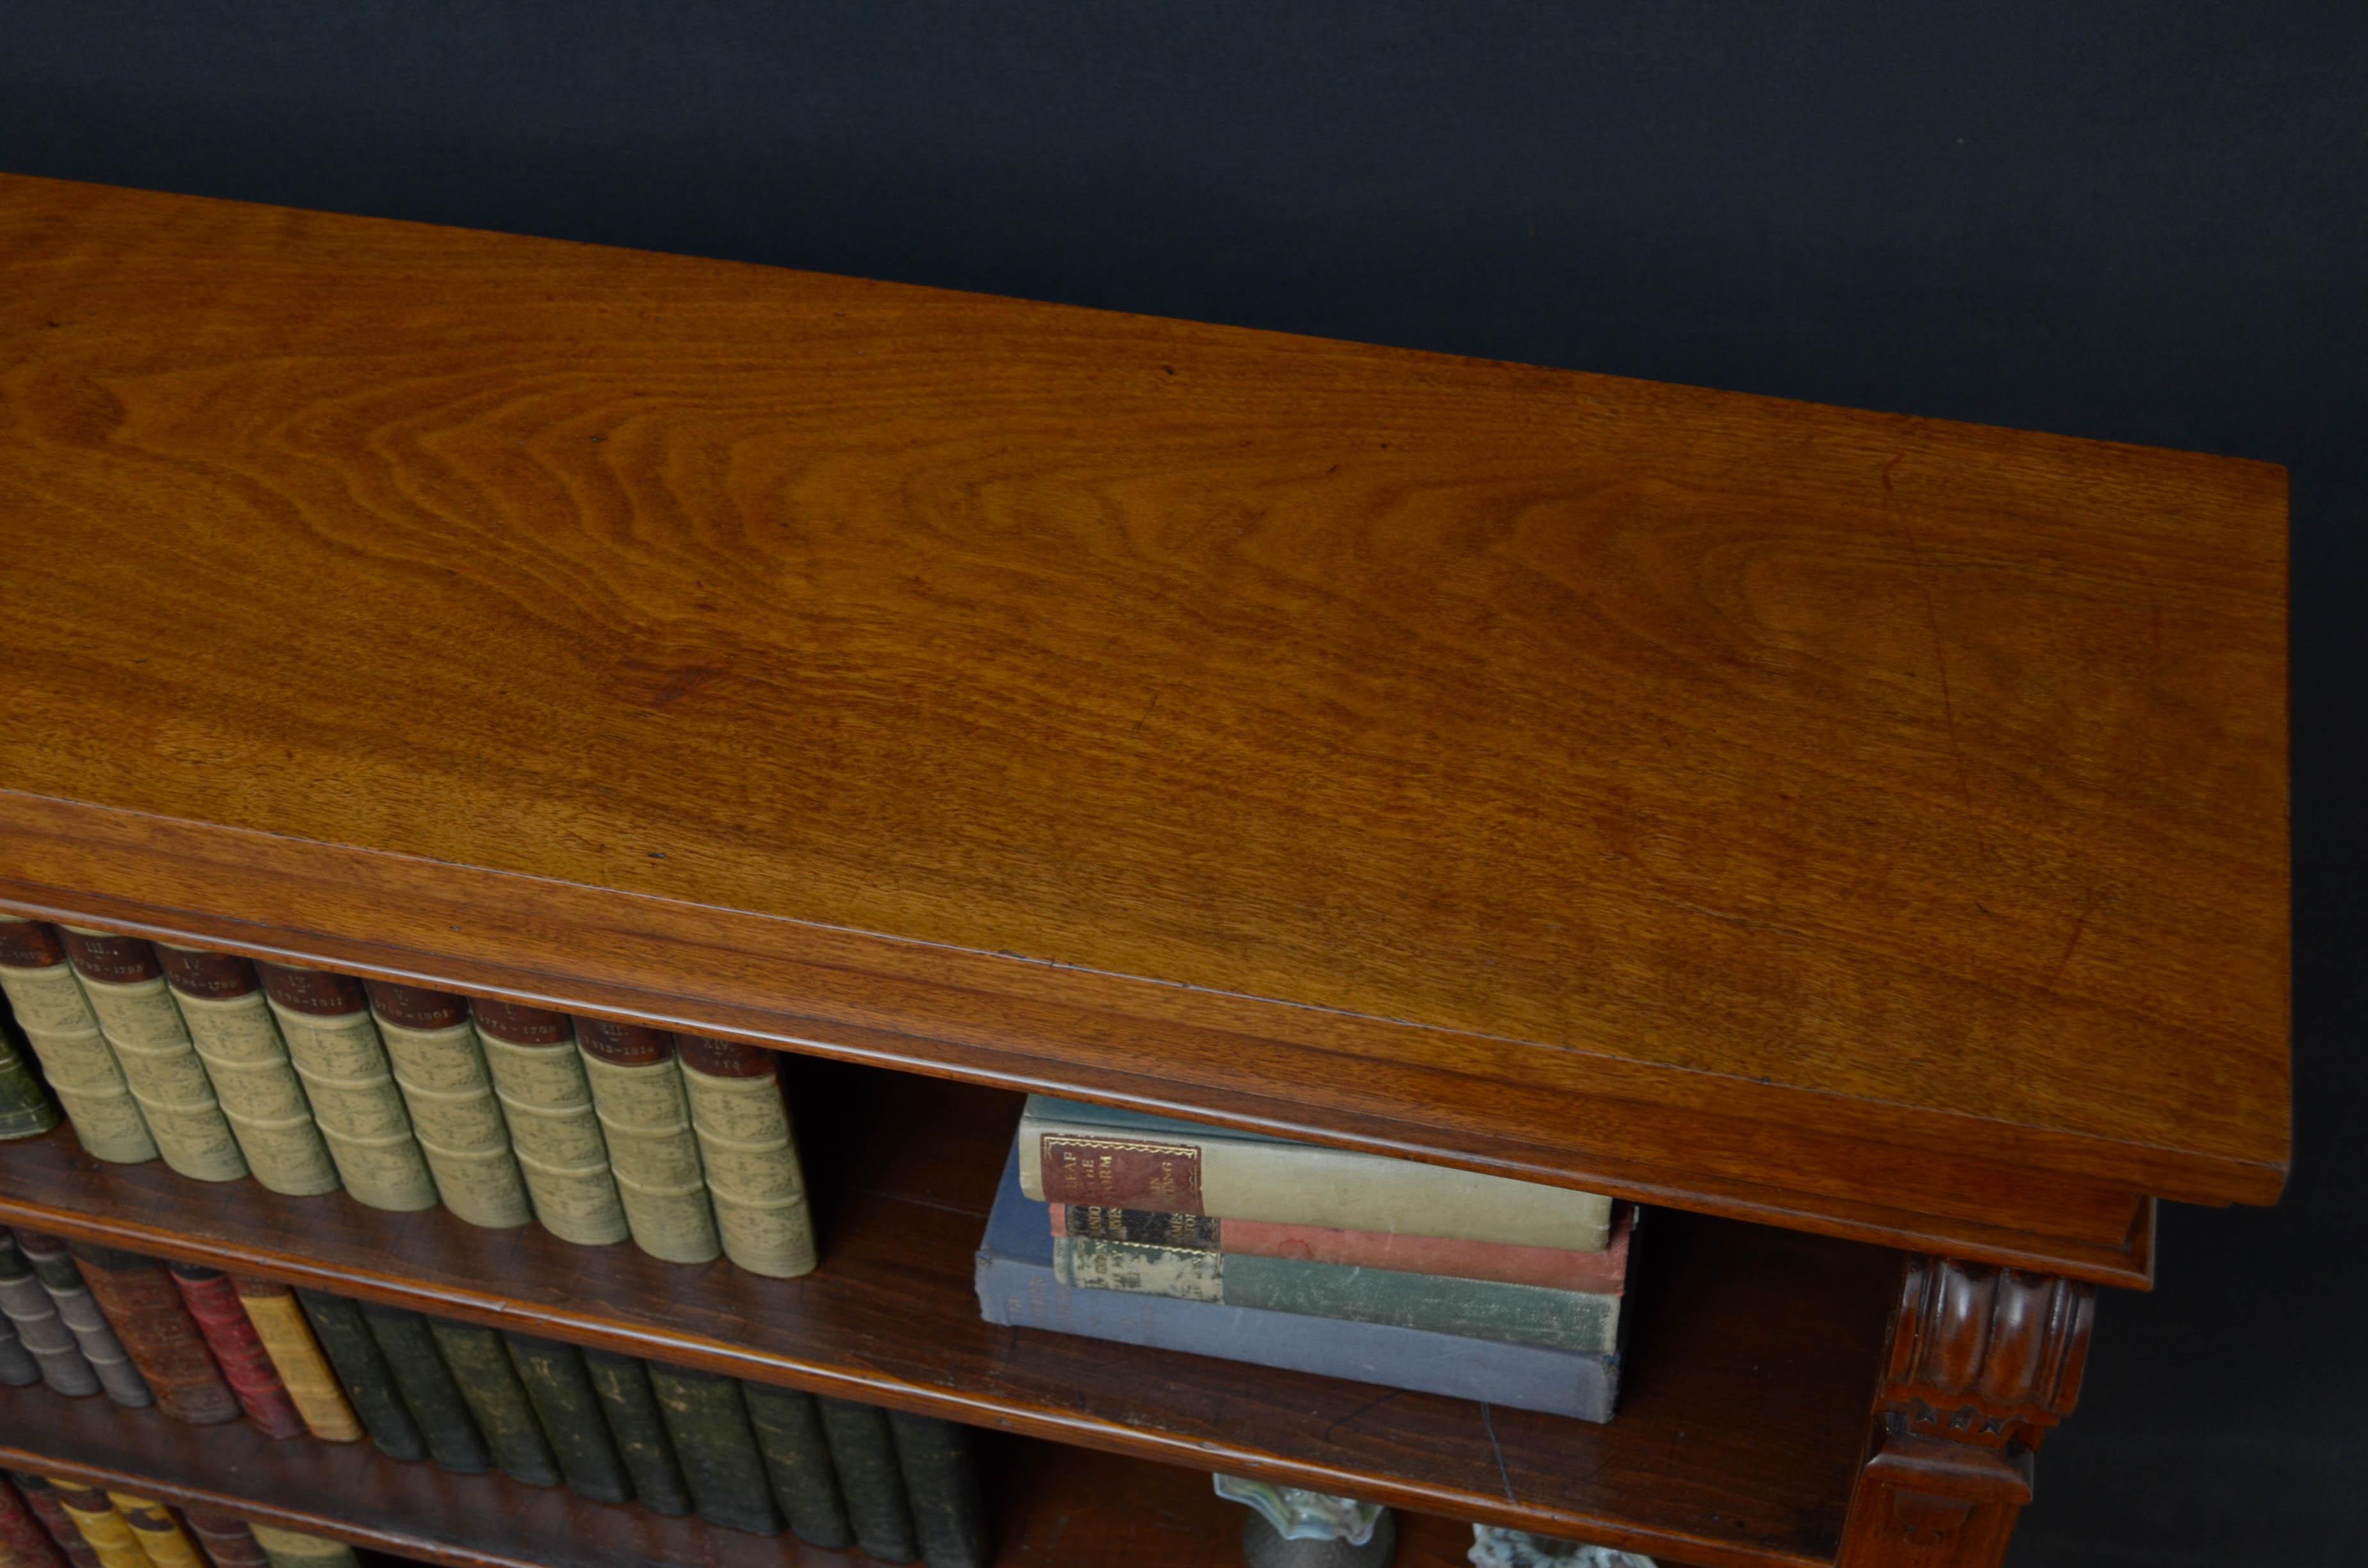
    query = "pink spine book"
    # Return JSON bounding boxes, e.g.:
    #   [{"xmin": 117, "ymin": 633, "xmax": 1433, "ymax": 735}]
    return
[{"xmin": 1053, "ymin": 1202, "xmax": 1634, "ymax": 1293}]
